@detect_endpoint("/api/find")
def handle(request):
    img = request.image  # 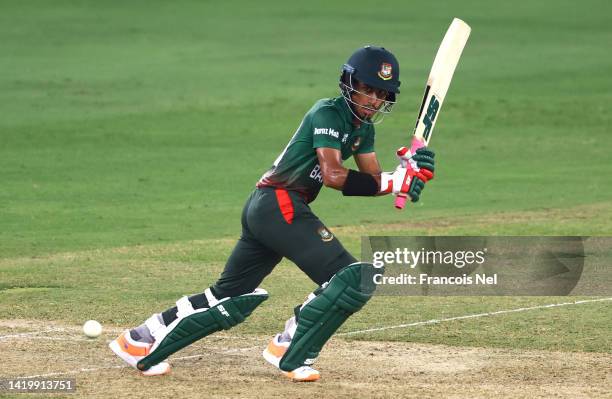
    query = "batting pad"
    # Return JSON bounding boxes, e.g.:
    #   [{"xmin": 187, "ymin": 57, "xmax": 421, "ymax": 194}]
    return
[
  {"xmin": 137, "ymin": 289, "xmax": 268, "ymax": 371},
  {"xmin": 279, "ymin": 262, "xmax": 378, "ymax": 371}
]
